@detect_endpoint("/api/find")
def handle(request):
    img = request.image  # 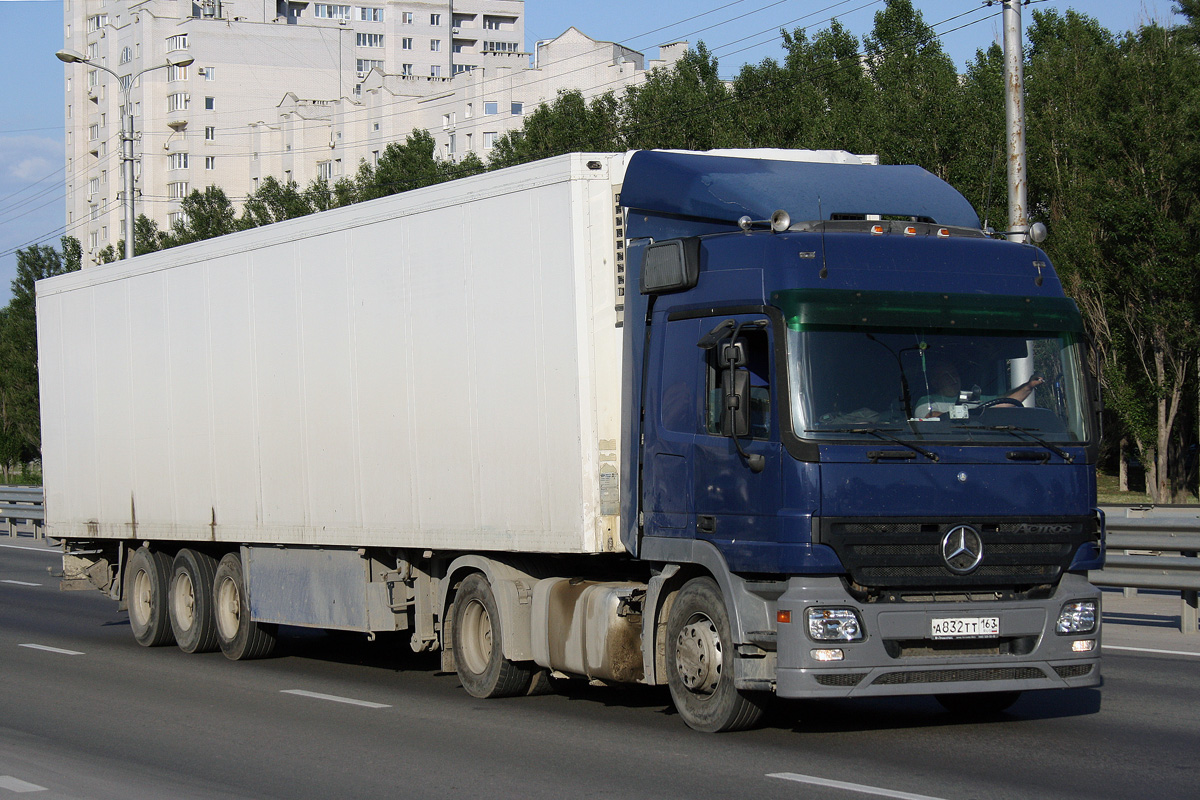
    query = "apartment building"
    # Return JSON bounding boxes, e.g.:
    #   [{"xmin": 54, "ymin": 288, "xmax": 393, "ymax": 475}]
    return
[{"xmin": 63, "ymin": 0, "xmax": 683, "ymax": 264}]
